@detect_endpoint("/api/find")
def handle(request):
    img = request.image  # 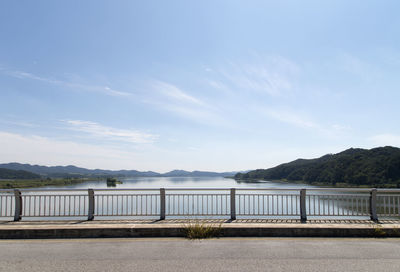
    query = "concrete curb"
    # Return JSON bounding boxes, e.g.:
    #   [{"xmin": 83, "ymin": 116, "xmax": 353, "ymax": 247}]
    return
[{"xmin": 1, "ymin": 222, "xmax": 400, "ymax": 238}]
